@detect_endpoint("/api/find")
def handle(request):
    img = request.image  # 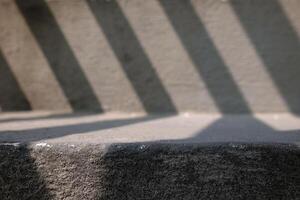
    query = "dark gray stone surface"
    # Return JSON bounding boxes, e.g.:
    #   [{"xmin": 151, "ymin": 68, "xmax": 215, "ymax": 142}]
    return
[{"xmin": 0, "ymin": 143, "xmax": 299, "ymax": 199}]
